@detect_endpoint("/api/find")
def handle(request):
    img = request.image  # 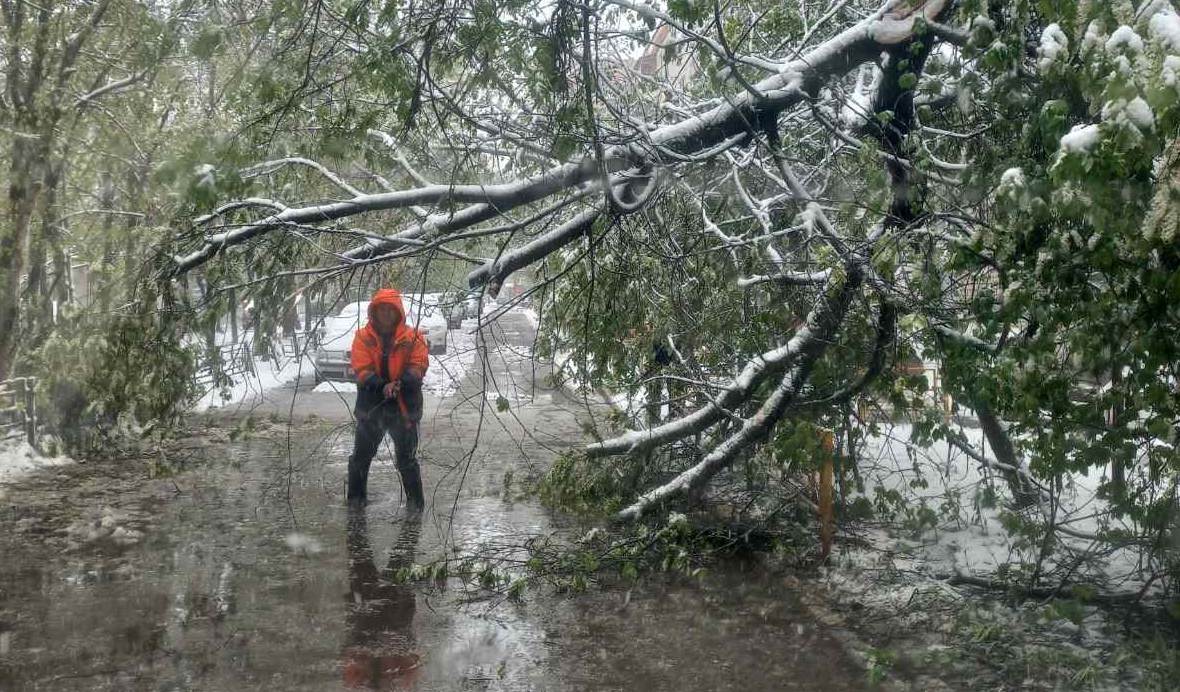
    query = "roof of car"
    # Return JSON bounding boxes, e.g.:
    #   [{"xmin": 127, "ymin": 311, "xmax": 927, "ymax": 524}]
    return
[{"xmin": 317, "ymin": 295, "xmax": 443, "ymax": 346}]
